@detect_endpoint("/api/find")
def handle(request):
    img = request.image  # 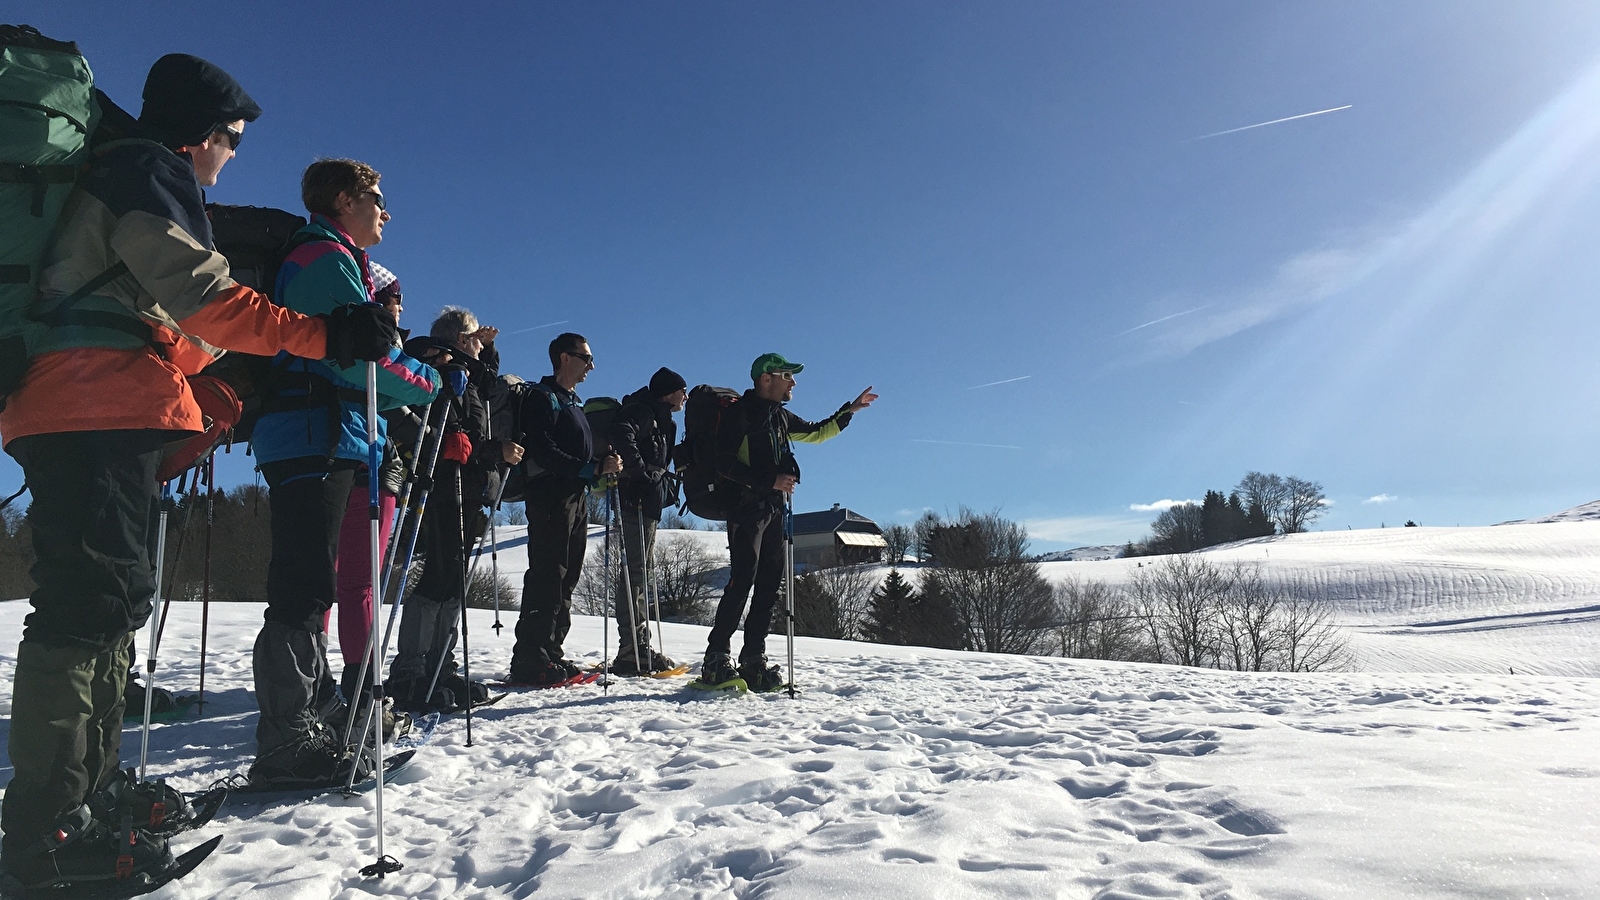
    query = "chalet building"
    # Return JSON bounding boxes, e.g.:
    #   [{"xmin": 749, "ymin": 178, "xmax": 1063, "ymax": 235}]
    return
[{"xmin": 792, "ymin": 504, "xmax": 887, "ymax": 571}]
